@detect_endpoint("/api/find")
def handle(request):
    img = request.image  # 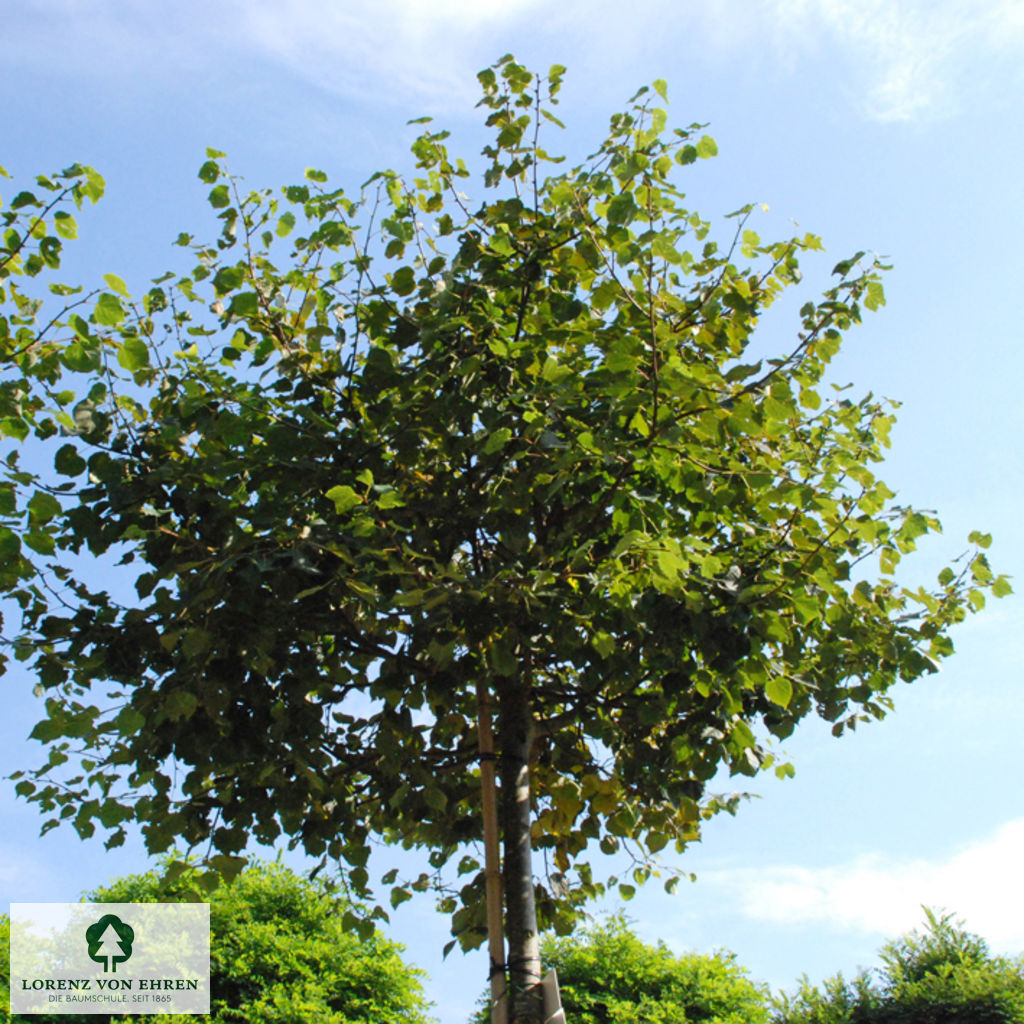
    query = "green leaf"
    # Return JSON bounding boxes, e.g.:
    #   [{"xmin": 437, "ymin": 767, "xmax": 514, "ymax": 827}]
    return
[
  {"xmin": 0, "ymin": 417, "xmax": 28, "ymax": 441},
  {"xmin": 376, "ymin": 489, "xmax": 406, "ymax": 509},
  {"xmin": 390, "ymin": 887, "xmax": 413, "ymax": 909},
  {"xmin": 198, "ymin": 160, "xmax": 220, "ymax": 184},
  {"xmin": 228, "ymin": 292, "xmax": 260, "ymax": 316},
  {"xmin": 116, "ymin": 707, "xmax": 146, "ymax": 733},
  {"xmin": 209, "ymin": 184, "xmax": 231, "ymax": 209},
  {"xmin": 832, "ymin": 252, "xmax": 865, "ymax": 277},
  {"xmin": 28, "ymin": 491, "xmax": 62, "ymax": 524},
  {"xmin": 489, "ymin": 639, "xmax": 517, "ymax": 677},
  {"xmin": 326, "ymin": 485, "xmax": 361, "ymax": 513},
  {"xmin": 29, "ymin": 718, "xmax": 63, "ymax": 742},
  {"xmin": 592, "ymin": 632, "xmax": 615, "ymax": 659},
  {"xmin": 116, "ymin": 336, "xmax": 150, "ymax": 372},
  {"xmin": 102, "ymin": 273, "xmax": 129, "ymax": 297},
  {"xmin": 214, "ymin": 266, "xmax": 246, "ymax": 296},
  {"xmin": 93, "ymin": 292, "xmax": 125, "ymax": 326},
  {"xmin": 763, "ymin": 396, "xmax": 791, "ymax": 425},
  {"xmin": 790, "ymin": 591, "xmax": 819, "ymax": 624},
  {"xmin": 0, "ymin": 527, "xmax": 22, "ymax": 565},
  {"xmin": 901, "ymin": 512, "xmax": 930, "ymax": 542},
  {"xmin": 165, "ymin": 690, "xmax": 199, "ymax": 720},
  {"xmin": 483, "ymin": 427, "xmax": 512, "ymax": 454},
  {"xmin": 629, "ymin": 410, "xmax": 650, "ymax": 438},
  {"xmin": 182, "ymin": 630, "xmax": 212, "ymax": 659},
  {"xmin": 424, "ymin": 786, "xmax": 447, "ymax": 812},
  {"xmin": 276, "ymin": 212, "xmax": 296, "ymax": 237},
  {"xmin": 765, "ymin": 676, "xmax": 793, "ymax": 708},
  {"xmin": 207, "ymin": 854, "xmax": 247, "ymax": 883},
  {"xmin": 80, "ymin": 166, "xmax": 105, "ymax": 203},
  {"xmin": 24, "ymin": 529, "xmax": 55, "ymax": 556},
  {"xmin": 541, "ymin": 357, "xmax": 572, "ymax": 384},
  {"xmin": 971, "ymin": 555, "xmax": 993, "ymax": 584},
  {"xmin": 54, "ymin": 211, "xmax": 77, "ymax": 239},
  {"xmin": 62, "ymin": 341, "xmax": 102, "ymax": 373},
  {"xmin": 606, "ymin": 193, "xmax": 637, "ymax": 226},
  {"xmin": 864, "ymin": 280, "xmax": 886, "ymax": 311},
  {"xmin": 391, "ymin": 266, "xmax": 416, "ymax": 296},
  {"xmin": 696, "ymin": 135, "xmax": 718, "ymax": 158}
]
